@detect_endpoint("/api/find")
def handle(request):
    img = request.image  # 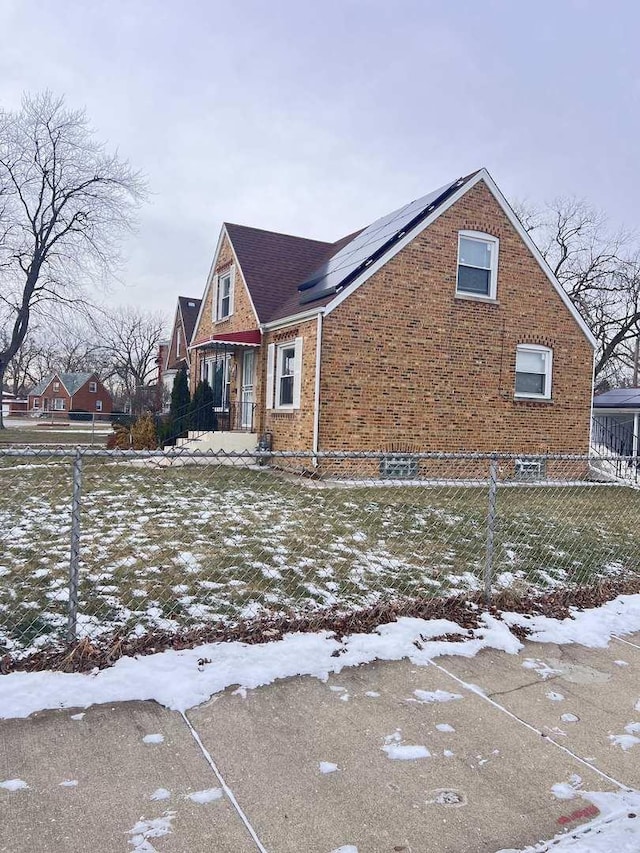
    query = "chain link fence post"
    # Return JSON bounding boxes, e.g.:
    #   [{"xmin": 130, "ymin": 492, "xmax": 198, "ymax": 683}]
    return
[
  {"xmin": 484, "ymin": 456, "xmax": 499, "ymax": 603},
  {"xmin": 67, "ymin": 448, "xmax": 83, "ymax": 644}
]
